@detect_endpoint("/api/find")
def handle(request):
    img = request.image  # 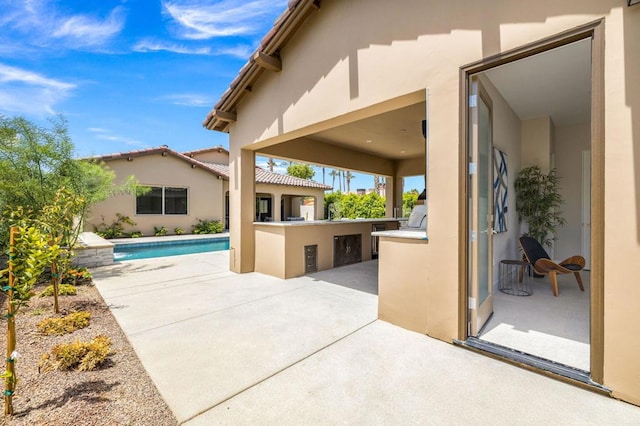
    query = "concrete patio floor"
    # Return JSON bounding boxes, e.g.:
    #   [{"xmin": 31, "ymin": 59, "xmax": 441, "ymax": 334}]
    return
[{"xmin": 92, "ymin": 251, "xmax": 640, "ymax": 425}]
